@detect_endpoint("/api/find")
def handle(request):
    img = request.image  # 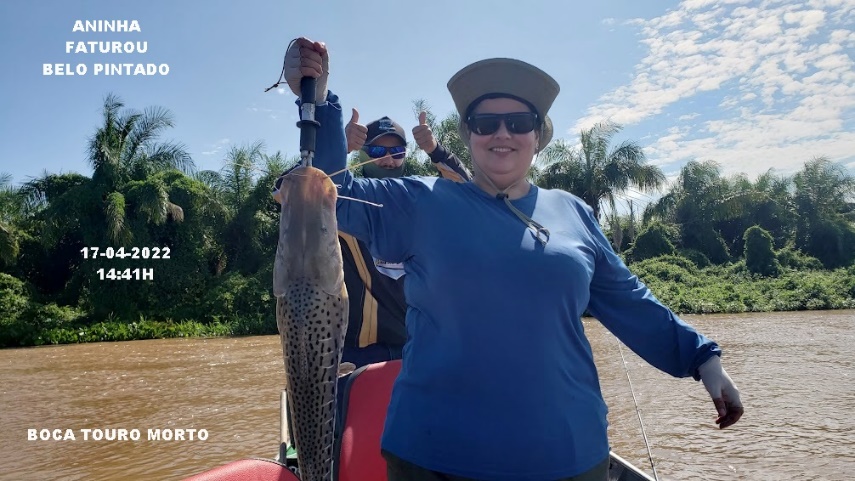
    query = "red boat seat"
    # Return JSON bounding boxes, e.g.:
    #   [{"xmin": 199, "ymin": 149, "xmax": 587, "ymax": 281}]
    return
[
  {"xmin": 182, "ymin": 458, "xmax": 300, "ymax": 481},
  {"xmin": 334, "ymin": 359, "xmax": 402, "ymax": 481}
]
